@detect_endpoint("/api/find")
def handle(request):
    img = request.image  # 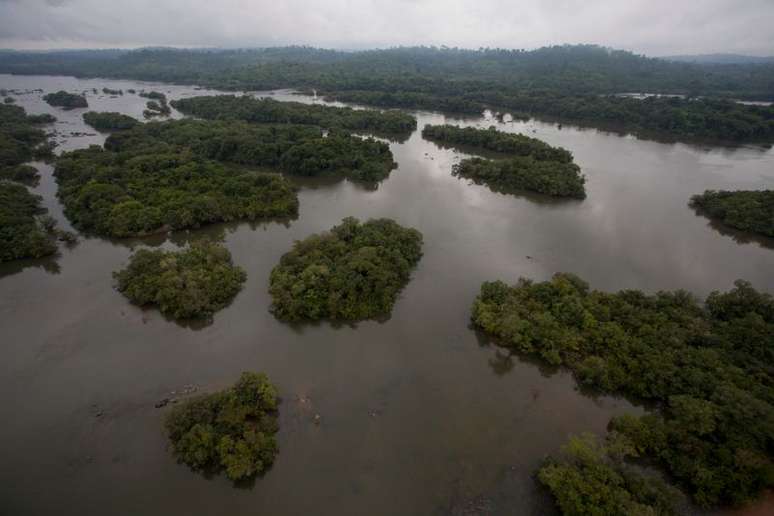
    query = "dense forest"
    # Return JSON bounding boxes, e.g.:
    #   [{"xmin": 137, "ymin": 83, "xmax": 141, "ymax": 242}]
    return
[
  {"xmin": 165, "ymin": 371, "xmax": 279, "ymax": 481},
  {"xmin": 0, "ymin": 103, "xmax": 55, "ymax": 180},
  {"xmin": 422, "ymin": 124, "xmax": 573, "ymax": 162},
  {"xmin": 472, "ymin": 273, "xmax": 774, "ymax": 509},
  {"xmin": 690, "ymin": 190, "xmax": 774, "ymax": 238},
  {"xmin": 2, "ymin": 45, "xmax": 774, "ymax": 142},
  {"xmin": 42, "ymin": 90, "xmax": 88, "ymax": 109},
  {"xmin": 170, "ymin": 95, "xmax": 417, "ymax": 137},
  {"xmin": 105, "ymin": 119, "xmax": 397, "ymax": 183},
  {"xmin": 453, "ymin": 157, "xmax": 586, "ymax": 198},
  {"xmin": 0, "ymin": 181, "xmax": 57, "ymax": 262},
  {"xmin": 269, "ymin": 217, "xmax": 423, "ymax": 321},
  {"xmin": 424, "ymin": 125, "xmax": 585, "ymax": 198},
  {"xmin": 114, "ymin": 241, "xmax": 246, "ymax": 320},
  {"xmin": 82, "ymin": 111, "xmax": 139, "ymax": 131},
  {"xmin": 54, "ymin": 144, "xmax": 298, "ymax": 238}
]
